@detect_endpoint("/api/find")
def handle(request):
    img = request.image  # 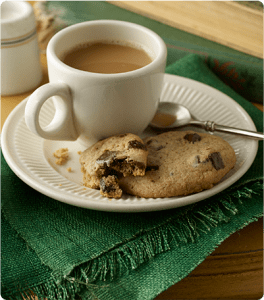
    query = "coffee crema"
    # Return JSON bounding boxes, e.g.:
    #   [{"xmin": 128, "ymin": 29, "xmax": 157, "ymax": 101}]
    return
[{"xmin": 62, "ymin": 41, "xmax": 153, "ymax": 74}]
